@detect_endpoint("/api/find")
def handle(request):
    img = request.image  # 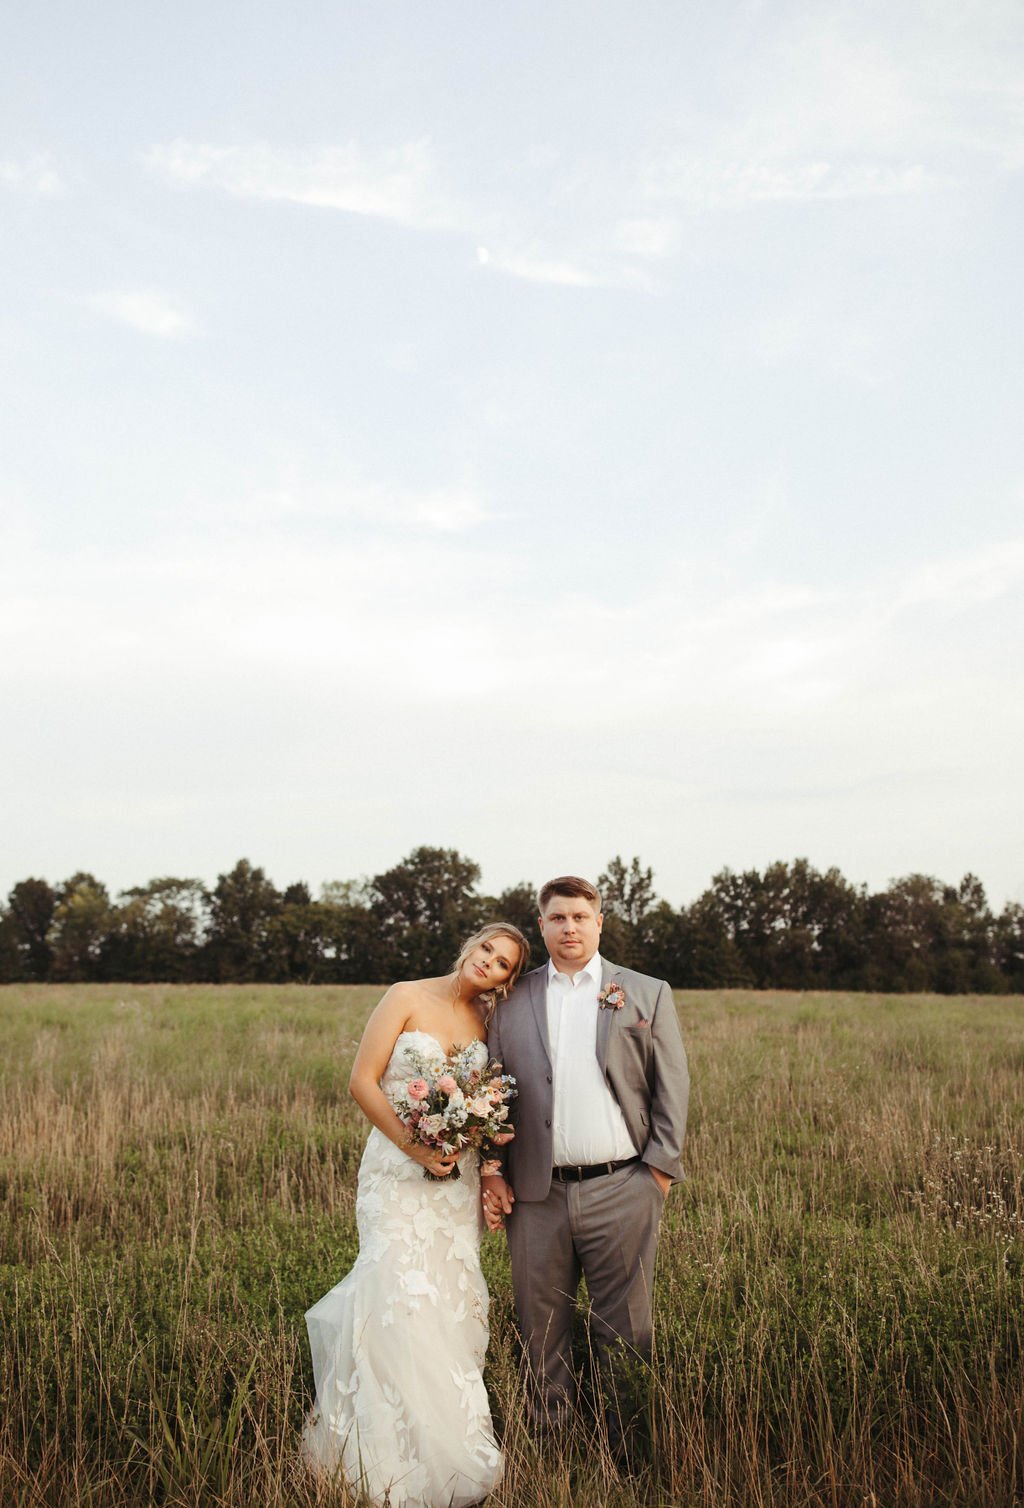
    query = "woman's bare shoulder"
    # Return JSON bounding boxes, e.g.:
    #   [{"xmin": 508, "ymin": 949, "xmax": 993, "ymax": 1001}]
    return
[{"xmin": 388, "ymin": 974, "xmax": 451, "ymax": 999}]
